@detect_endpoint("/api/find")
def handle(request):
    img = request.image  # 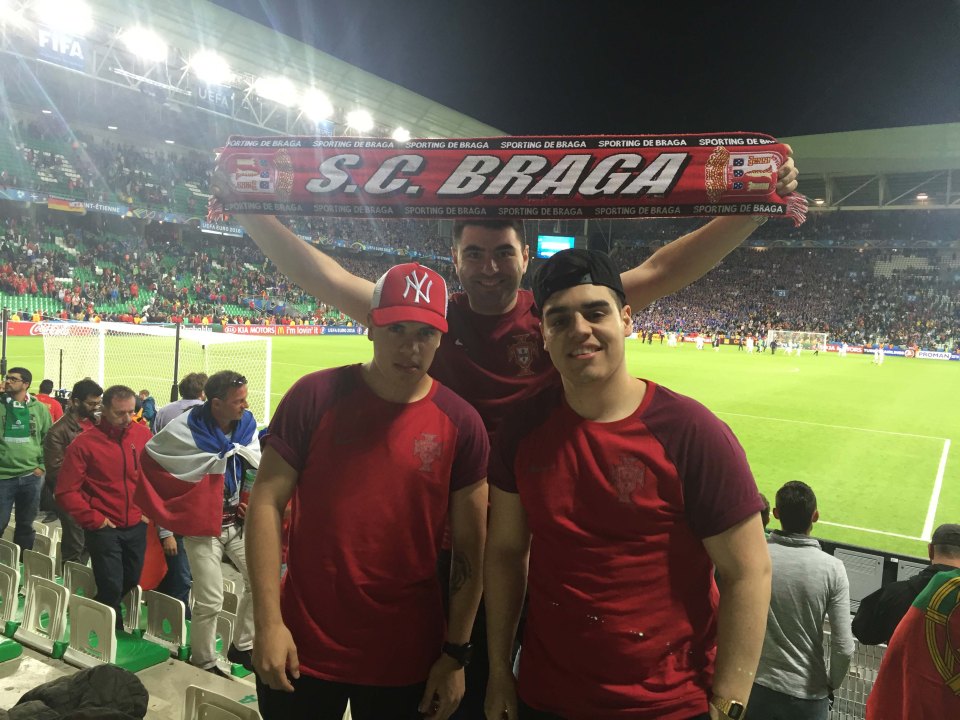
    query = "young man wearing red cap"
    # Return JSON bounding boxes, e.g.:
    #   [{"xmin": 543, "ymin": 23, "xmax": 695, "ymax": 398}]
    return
[
  {"xmin": 483, "ymin": 249, "xmax": 771, "ymax": 720},
  {"xmin": 246, "ymin": 262, "xmax": 489, "ymax": 720}
]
